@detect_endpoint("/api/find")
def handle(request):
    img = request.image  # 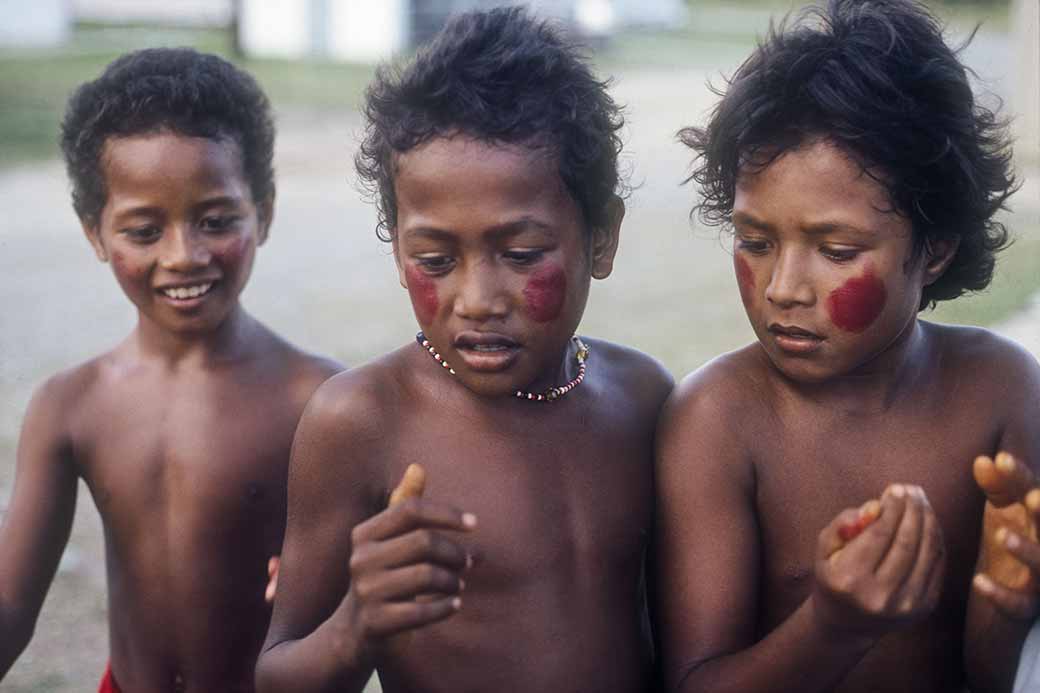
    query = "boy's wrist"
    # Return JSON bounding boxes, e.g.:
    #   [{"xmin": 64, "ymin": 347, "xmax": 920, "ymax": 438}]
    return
[
  {"xmin": 806, "ymin": 593, "xmax": 879, "ymax": 654},
  {"xmin": 330, "ymin": 593, "xmax": 377, "ymax": 674}
]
